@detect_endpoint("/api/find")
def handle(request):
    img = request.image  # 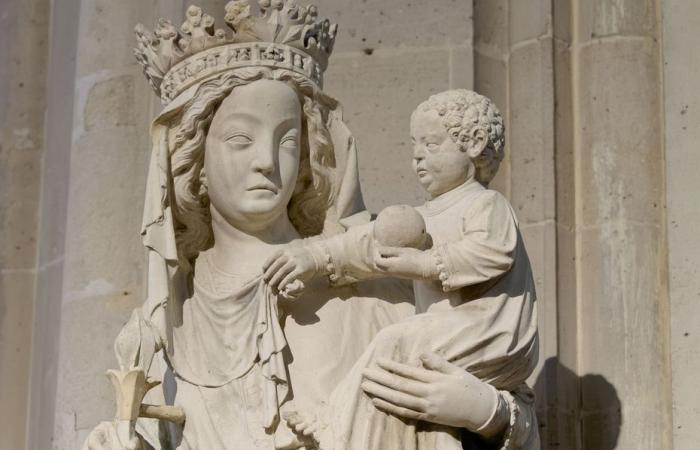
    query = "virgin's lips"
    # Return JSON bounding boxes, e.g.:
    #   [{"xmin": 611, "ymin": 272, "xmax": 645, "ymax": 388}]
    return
[{"xmin": 247, "ymin": 183, "xmax": 278, "ymax": 193}]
